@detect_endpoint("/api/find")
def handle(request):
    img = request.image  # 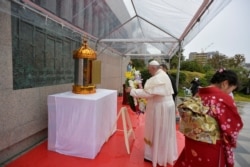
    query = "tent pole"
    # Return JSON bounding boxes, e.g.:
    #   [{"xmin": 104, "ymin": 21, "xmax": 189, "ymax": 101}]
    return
[{"xmin": 176, "ymin": 41, "xmax": 182, "ymax": 94}]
